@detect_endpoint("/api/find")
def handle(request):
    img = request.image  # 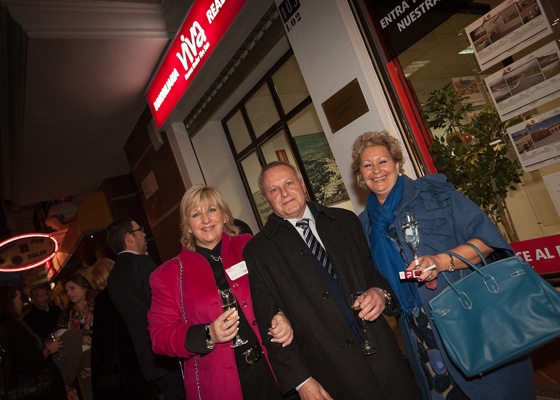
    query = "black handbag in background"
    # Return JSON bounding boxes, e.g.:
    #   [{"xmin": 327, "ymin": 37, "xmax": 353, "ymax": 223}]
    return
[{"xmin": 0, "ymin": 345, "xmax": 62, "ymax": 400}]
